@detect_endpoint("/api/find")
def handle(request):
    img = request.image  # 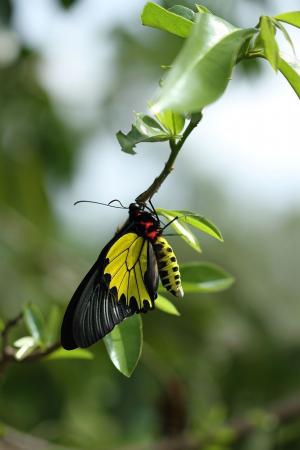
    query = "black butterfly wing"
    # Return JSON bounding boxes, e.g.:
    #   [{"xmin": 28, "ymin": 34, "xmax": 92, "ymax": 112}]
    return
[
  {"xmin": 61, "ymin": 230, "xmax": 159, "ymax": 350},
  {"xmin": 61, "ymin": 266, "xmax": 137, "ymax": 350}
]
